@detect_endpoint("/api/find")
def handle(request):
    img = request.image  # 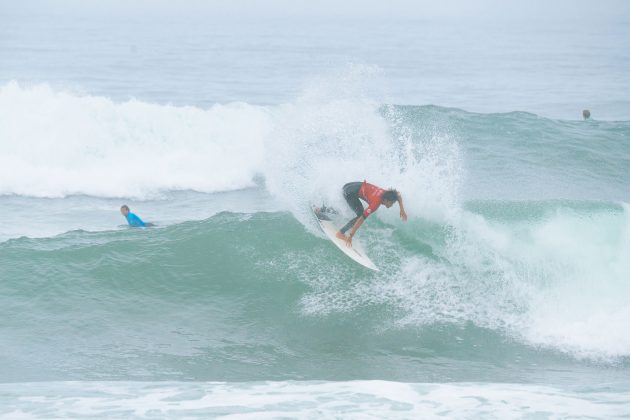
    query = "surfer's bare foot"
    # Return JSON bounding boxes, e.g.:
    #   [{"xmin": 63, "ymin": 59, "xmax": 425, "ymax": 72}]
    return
[{"xmin": 336, "ymin": 231, "xmax": 347, "ymax": 241}]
